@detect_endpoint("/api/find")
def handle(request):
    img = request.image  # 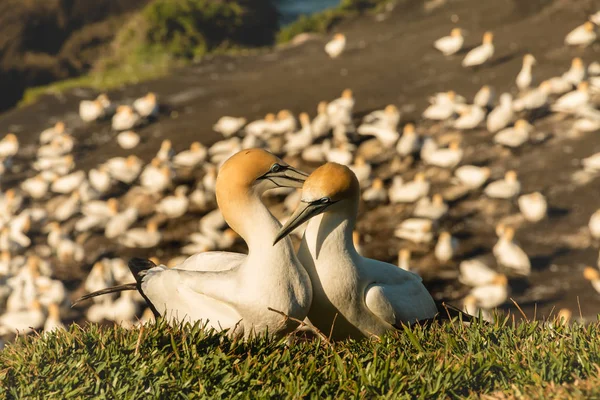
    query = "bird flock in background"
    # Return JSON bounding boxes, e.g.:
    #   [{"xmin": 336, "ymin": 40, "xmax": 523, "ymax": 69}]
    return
[{"xmin": 0, "ymin": 8, "xmax": 599, "ymax": 343}]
